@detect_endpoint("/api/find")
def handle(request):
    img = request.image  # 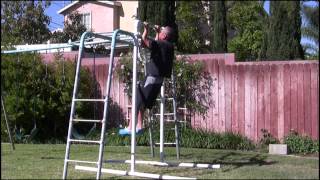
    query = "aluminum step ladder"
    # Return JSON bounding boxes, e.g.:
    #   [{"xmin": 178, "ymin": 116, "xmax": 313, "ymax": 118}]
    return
[{"xmin": 148, "ymin": 72, "xmax": 182, "ymax": 162}]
